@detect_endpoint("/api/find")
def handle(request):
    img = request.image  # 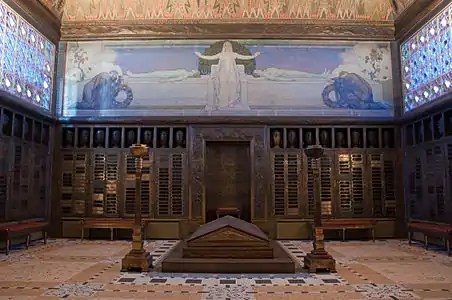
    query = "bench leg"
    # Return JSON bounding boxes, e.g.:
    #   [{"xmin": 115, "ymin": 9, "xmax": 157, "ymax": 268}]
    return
[
  {"xmin": 371, "ymin": 228, "xmax": 375, "ymax": 242},
  {"xmin": 43, "ymin": 231, "xmax": 47, "ymax": 245},
  {"xmin": 424, "ymin": 235, "xmax": 428, "ymax": 250},
  {"xmin": 5, "ymin": 239, "xmax": 10, "ymax": 255},
  {"xmin": 342, "ymin": 228, "xmax": 346, "ymax": 242},
  {"xmin": 81, "ymin": 228, "xmax": 84, "ymax": 241},
  {"xmin": 25, "ymin": 234, "xmax": 31, "ymax": 250},
  {"xmin": 447, "ymin": 238, "xmax": 451, "ymax": 257},
  {"xmin": 110, "ymin": 228, "xmax": 114, "ymax": 241},
  {"xmin": 408, "ymin": 231, "xmax": 412, "ymax": 245}
]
